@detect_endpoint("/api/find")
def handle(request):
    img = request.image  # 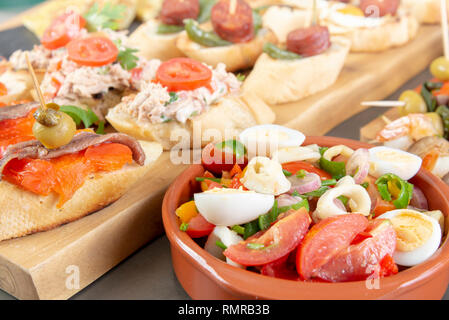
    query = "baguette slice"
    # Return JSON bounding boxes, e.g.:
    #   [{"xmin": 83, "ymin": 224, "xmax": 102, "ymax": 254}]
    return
[
  {"xmin": 175, "ymin": 28, "xmax": 277, "ymax": 72},
  {"xmin": 106, "ymin": 92, "xmax": 275, "ymax": 150},
  {"xmin": 401, "ymin": 0, "xmax": 448, "ymax": 24},
  {"xmin": 0, "ymin": 140, "xmax": 162, "ymax": 242},
  {"xmin": 323, "ymin": 12, "xmax": 419, "ymax": 52},
  {"xmin": 128, "ymin": 19, "xmax": 185, "ymax": 61},
  {"xmin": 242, "ymin": 37, "xmax": 350, "ymax": 105}
]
